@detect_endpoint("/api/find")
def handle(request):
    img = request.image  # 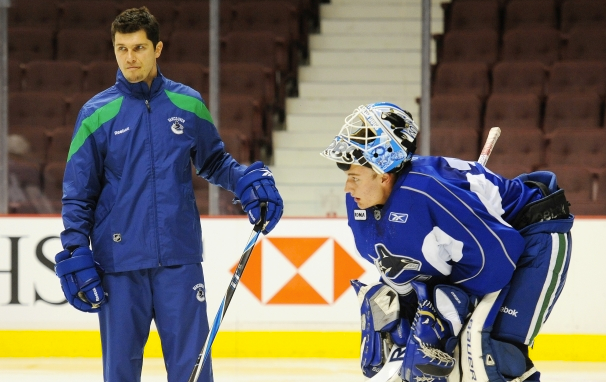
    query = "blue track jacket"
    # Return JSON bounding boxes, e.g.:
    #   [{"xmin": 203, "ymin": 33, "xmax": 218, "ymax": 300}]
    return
[{"xmin": 60, "ymin": 68, "xmax": 246, "ymax": 273}]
